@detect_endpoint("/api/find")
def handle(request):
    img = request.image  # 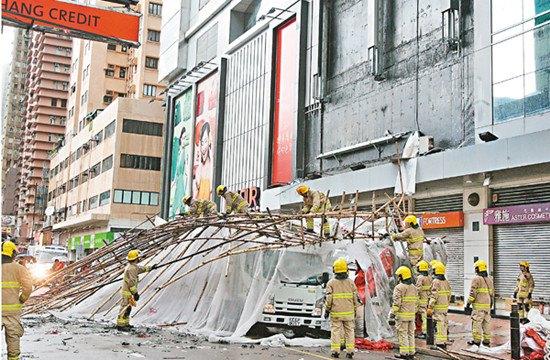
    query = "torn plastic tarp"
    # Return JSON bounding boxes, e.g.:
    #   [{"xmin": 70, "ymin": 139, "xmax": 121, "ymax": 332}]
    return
[{"xmin": 61, "ymin": 216, "xmax": 446, "ymax": 343}]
